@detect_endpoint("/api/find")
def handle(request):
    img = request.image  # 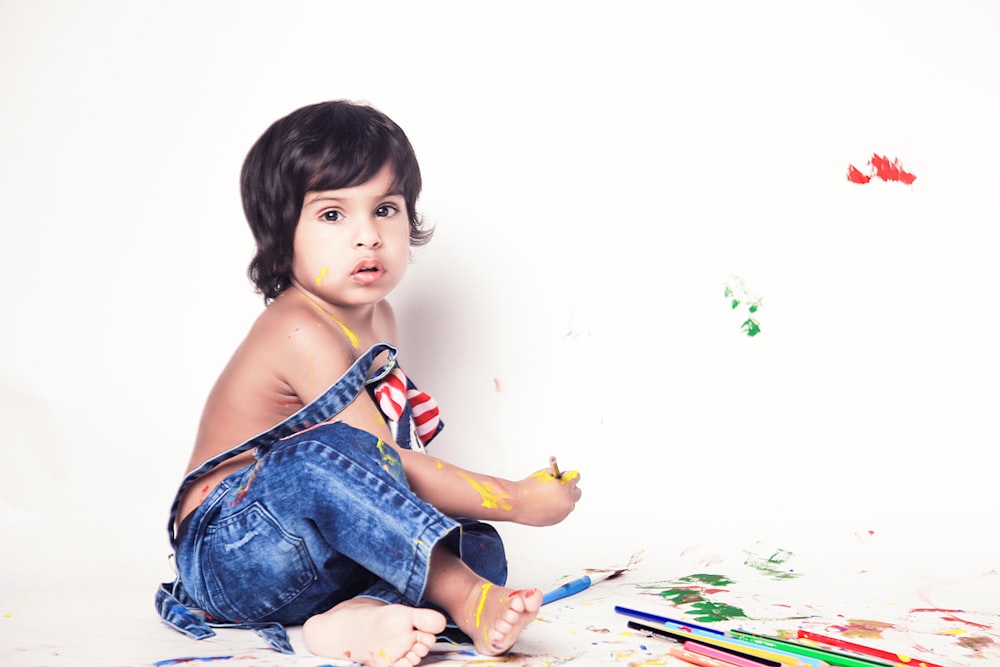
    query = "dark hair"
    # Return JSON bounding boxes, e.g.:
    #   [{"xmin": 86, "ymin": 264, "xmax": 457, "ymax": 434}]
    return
[{"xmin": 241, "ymin": 100, "xmax": 432, "ymax": 301}]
